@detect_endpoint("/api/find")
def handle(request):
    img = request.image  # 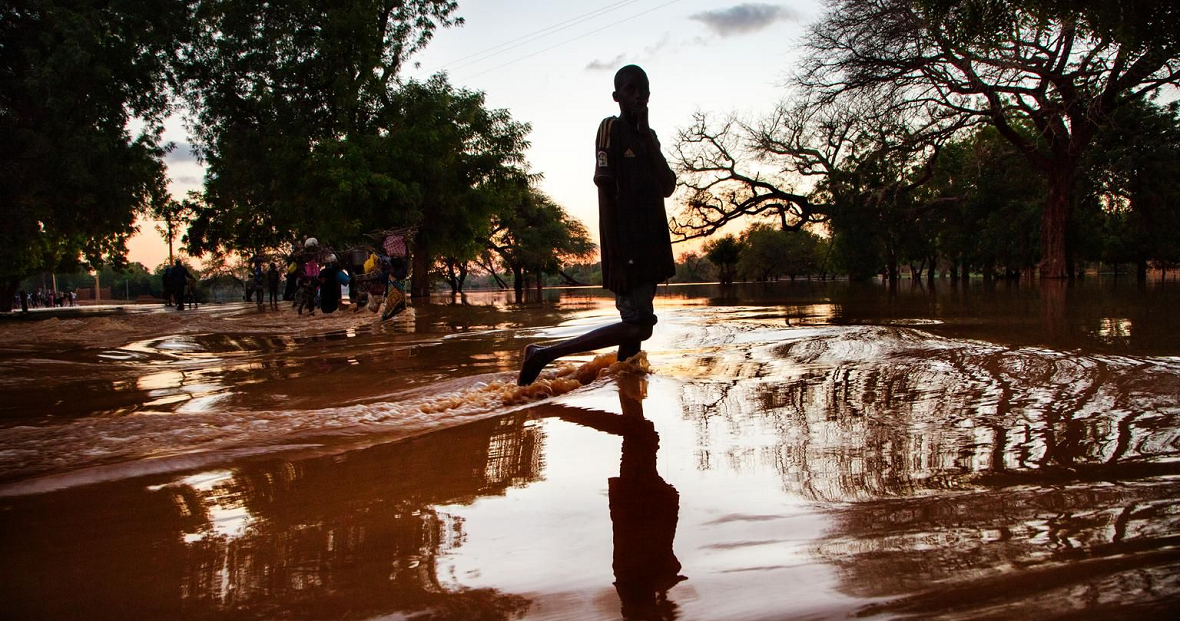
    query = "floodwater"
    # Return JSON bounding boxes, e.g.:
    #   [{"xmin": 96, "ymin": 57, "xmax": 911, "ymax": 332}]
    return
[{"xmin": 1, "ymin": 280, "xmax": 1178, "ymax": 620}]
